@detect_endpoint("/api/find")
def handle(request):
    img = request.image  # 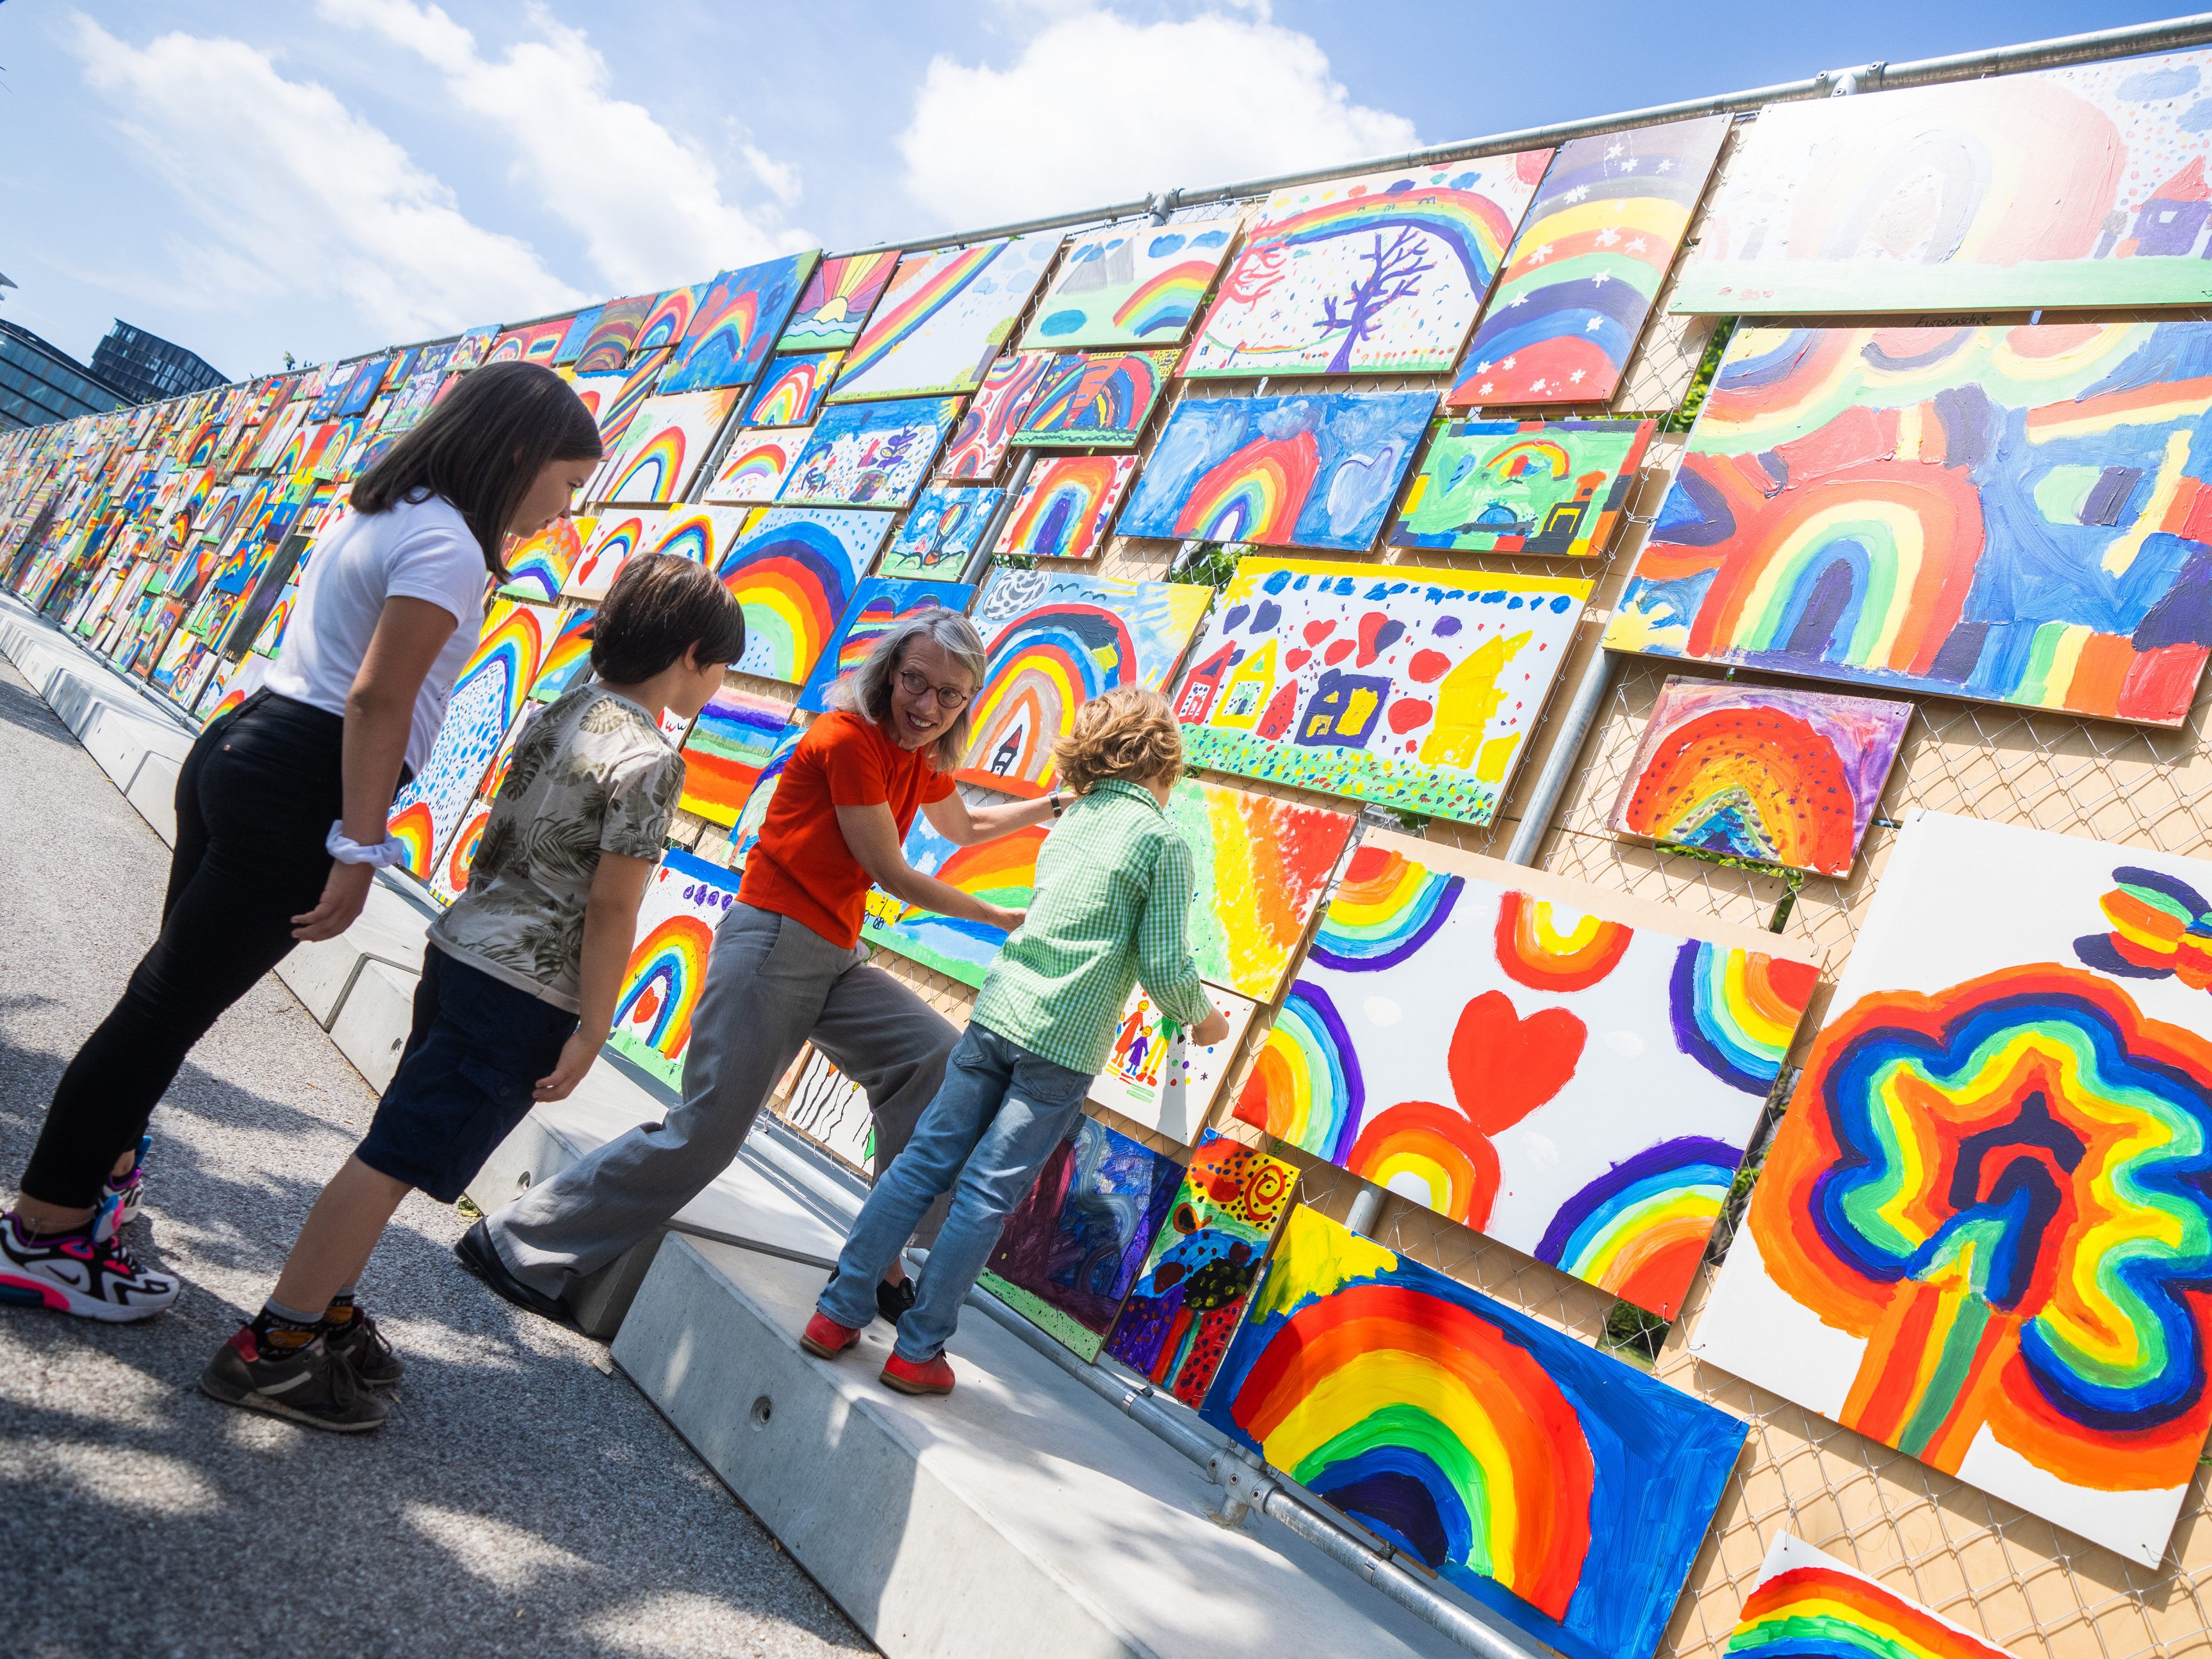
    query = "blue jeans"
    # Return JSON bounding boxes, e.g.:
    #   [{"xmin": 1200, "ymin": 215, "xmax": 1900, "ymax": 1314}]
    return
[{"xmin": 818, "ymin": 1023, "xmax": 1090, "ymax": 1362}]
